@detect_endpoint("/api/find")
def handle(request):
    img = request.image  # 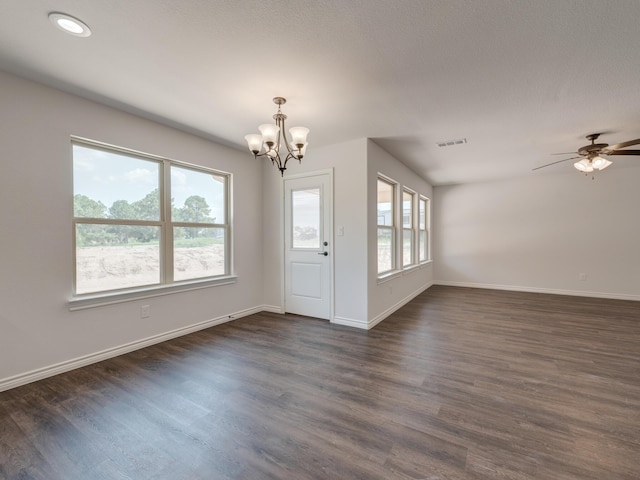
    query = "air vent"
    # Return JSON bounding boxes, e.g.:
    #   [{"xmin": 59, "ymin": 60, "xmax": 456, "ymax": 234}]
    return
[{"xmin": 437, "ymin": 138, "xmax": 467, "ymax": 147}]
